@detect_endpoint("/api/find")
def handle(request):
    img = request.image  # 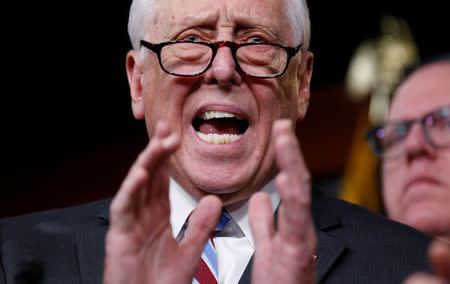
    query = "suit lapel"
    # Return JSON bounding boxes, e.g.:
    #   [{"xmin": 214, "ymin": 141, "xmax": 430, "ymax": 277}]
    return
[
  {"xmin": 237, "ymin": 257, "xmax": 253, "ymax": 284},
  {"xmin": 238, "ymin": 190, "xmax": 347, "ymax": 284},
  {"xmin": 237, "ymin": 232, "xmax": 346, "ymax": 284},
  {"xmin": 314, "ymin": 229, "xmax": 346, "ymax": 283},
  {"xmin": 238, "ymin": 232, "xmax": 346, "ymax": 284},
  {"xmin": 76, "ymin": 202, "xmax": 110, "ymax": 284},
  {"xmin": 311, "ymin": 190, "xmax": 347, "ymax": 283}
]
